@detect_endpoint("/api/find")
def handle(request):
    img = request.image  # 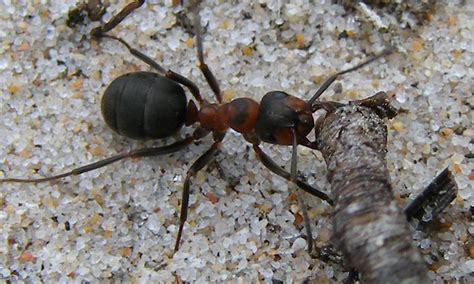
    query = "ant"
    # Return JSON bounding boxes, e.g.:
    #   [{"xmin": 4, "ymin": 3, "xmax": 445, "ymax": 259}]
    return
[{"xmin": 0, "ymin": 0, "xmax": 392, "ymax": 252}]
